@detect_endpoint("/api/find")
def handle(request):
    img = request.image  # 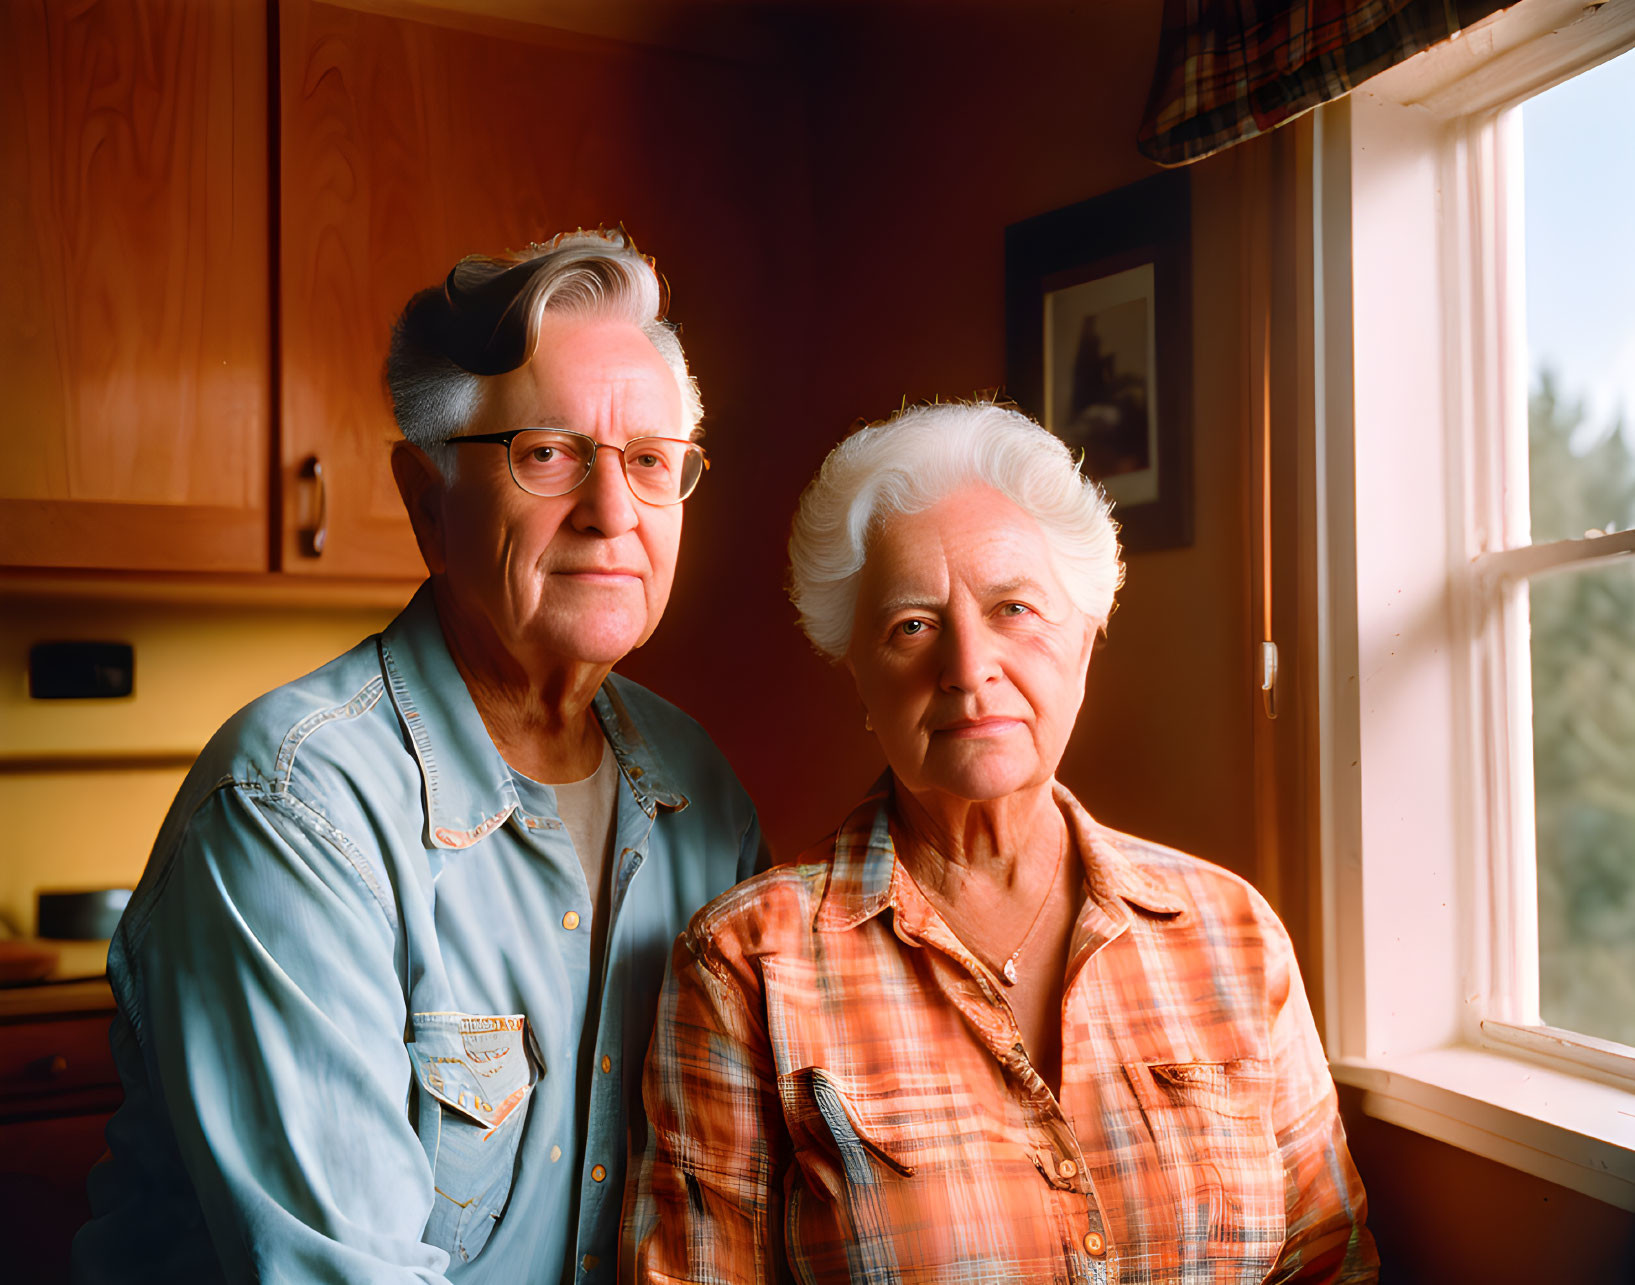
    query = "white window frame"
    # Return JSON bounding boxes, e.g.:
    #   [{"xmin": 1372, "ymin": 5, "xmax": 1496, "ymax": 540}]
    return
[{"xmin": 1312, "ymin": 0, "xmax": 1635, "ymax": 1210}]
